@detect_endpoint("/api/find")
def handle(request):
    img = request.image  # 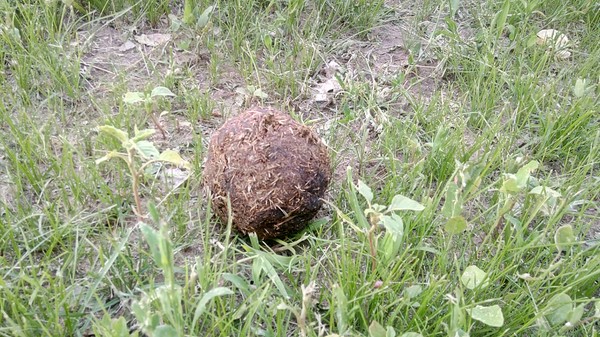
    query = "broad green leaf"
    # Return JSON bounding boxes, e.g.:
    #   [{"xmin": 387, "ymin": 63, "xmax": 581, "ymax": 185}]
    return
[
  {"xmin": 568, "ymin": 303, "xmax": 586, "ymax": 324},
  {"xmin": 356, "ymin": 179, "xmax": 373, "ymax": 204},
  {"xmin": 154, "ymin": 325, "xmax": 177, "ymax": 337},
  {"xmin": 157, "ymin": 240, "xmax": 173, "ymax": 274},
  {"xmin": 380, "ymin": 214, "xmax": 404, "ymax": 262},
  {"xmin": 222, "ymin": 273, "xmax": 250, "ymax": 295},
  {"xmin": 573, "ymin": 78, "xmax": 586, "ymax": 98},
  {"xmin": 515, "ymin": 160, "xmax": 539, "ymax": 189},
  {"xmin": 369, "ymin": 320, "xmax": 387, "ymax": 337},
  {"xmin": 451, "ymin": 301, "xmax": 467, "ymax": 332},
  {"xmin": 264, "ymin": 34, "xmax": 273, "ymax": 49},
  {"xmin": 412, "ymin": 245, "xmax": 440, "ymax": 255},
  {"xmin": 136, "ymin": 140, "xmax": 160, "ymax": 159},
  {"xmin": 147, "ymin": 202, "xmax": 160, "ymax": 223},
  {"xmin": 500, "ymin": 176, "xmax": 519, "ymax": 193},
  {"xmin": 381, "ymin": 231, "xmax": 402, "ymax": 263},
  {"xmin": 442, "ymin": 182, "xmax": 462, "ymax": 217},
  {"xmin": 507, "ymin": 23, "xmax": 516, "ymax": 40},
  {"xmin": 251, "ymin": 256, "xmax": 263, "ymax": 283},
  {"xmin": 123, "ymin": 91, "xmax": 147, "ymax": 104},
  {"xmin": 554, "ymin": 225, "xmax": 576, "ymax": 252},
  {"xmin": 444, "ymin": 216, "xmax": 467, "ymax": 235},
  {"xmin": 232, "ymin": 303, "xmax": 248, "ymax": 321},
  {"xmin": 96, "ymin": 315, "xmax": 133, "ymax": 337},
  {"xmin": 387, "ymin": 194, "xmax": 425, "ymax": 212},
  {"xmin": 253, "ymin": 87, "xmax": 269, "ymax": 99},
  {"xmin": 120, "ymin": 318, "xmax": 137, "ymax": 337},
  {"xmin": 144, "ymin": 163, "xmax": 161, "ymax": 177},
  {"xmin": 96, "ymin": 151, "xmax": 127, "ymax": 165},
  {"xmin": 177, "ymin": 38, "xmax": 191, "ymax": 51},
  {"xmin": 148, "ymin": 314, "xmax": 160, "ymax": 331},
  {"xmin": 449, "ymin": 0, "xmax": 460, "ymax": 17},
  {"xmin": 131, "ymin": 308, "xmax": 159, "ymax": 333},
  {"xmin": 504, "ymin": 213, "xmax": 521, "ymax": 228},
  {"xmin": 196, "ymin": 6, "xmax": 214, "ymax": 28},
  {"xmin": 98, "ymin": 125, "xmax": 129, "ymax": 143},
  {"xmin": 182, "ymin": 0, "xmax": 194, "ymax": 25},
  {"xmin": 346, "ymin": 167, "xmax": 370, "ymax": 230},
  {"xmin": 461, "ymin": 265, "xmax": 488, "ymax": 289},
  {"xmin": 529, "ymin": 186, "xmax": 561, "ymax": 198},
  {"xmin": 98, "ymin": 312, "xmax": 112, "ymax": 326},
  {"xmin": 156, "ymin": 284, "xmax": 181, "ymax": 312},
  {"xmin": 381, "ymin": 213, "xmax": 404, "ymax": 236},
  {"xmin": 526, "ymin": 33, "xmax": 538, "ymax": 47},
  {"xmin": 467, "ymin": 305, "xmax": 504, "ymax": 327},
  {"xmin": 159, "ymin": 150, "xmax": 190, "ymax": 169},
  {"xmin": 140, "ymin": 223, "xmax": 162, "ymax": 266},
  {"xmin": 132, "ymin": 127, "xmax": 156, "ymax": 142},
  {"xmin": 544, "ymin": 293, "xmax": 572, "ymax": 325},
  {"xmin": 150, "ymin": 86, "xmax": 176, "ymax": 98},
  {"xmin": 453, "ymin": 329, "xmax": 469, "ymax": 337},
  {"xmin": 168, "ymin": 13, "xmax": 182, "ymax": 31},
  {"xmin": 404, "ymin": 285, "xmax": 423, "ymax": 299},
  {"xmin": 445, "ymin": 17, "xmax": 458, "ymax": 34},
  {"xmin": 191, "ymin": 287, "xmax": 234, "ymax": 330},
  {"xmin": 306, "ymin": 217, "xmax": 328, "ymax": 232},
  {"xmin": 400, "ymin": 333, "xmax": 423, "ymax": 337},
  {"xmin": 386, "ymin": 327, "xmax": 396, "ymax": 337},
  {"xmin": 244, "ymin": 85, "xmax": 256, "ymax": 95},
  {"xmin": 131, "ymin": 301, "xmax": 146, "ymax": 327}
]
